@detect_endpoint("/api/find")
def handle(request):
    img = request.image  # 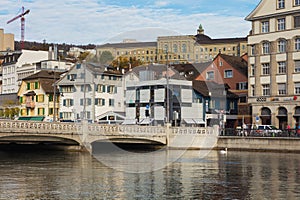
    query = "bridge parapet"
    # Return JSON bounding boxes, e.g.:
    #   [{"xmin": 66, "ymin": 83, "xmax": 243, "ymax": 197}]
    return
[{"xmin": 0, "ymin": 120, "xmax": 78, "ymax": 135}]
